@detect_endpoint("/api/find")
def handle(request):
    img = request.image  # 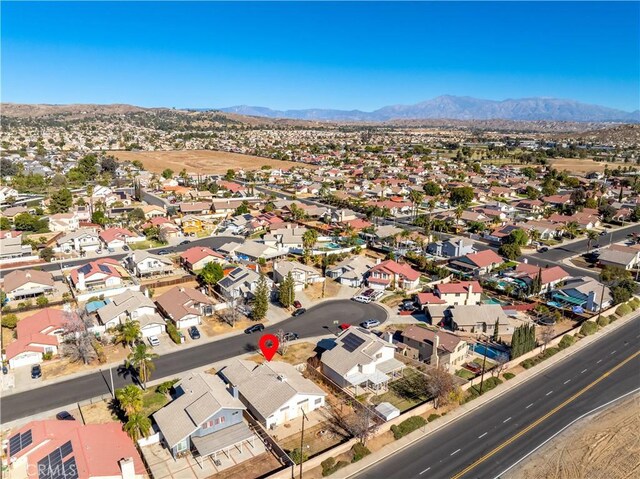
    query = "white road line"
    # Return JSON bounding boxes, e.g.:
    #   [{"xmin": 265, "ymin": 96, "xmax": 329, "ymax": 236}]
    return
[
  {"xmin": 503, "ymin": 417, "xmax": 512, "ymax": 423},
  {"xmin": 450, "ymin": 449, "xmax": 461, "ymax": 456},
  {"xmin": 478, "ymin": 432, "xmax": 488, "ymax": 439},
  {"xmin": 526, "ymin": 403, "xmax": 534, "ymax": 409},
  {"xmin": 564, "ymin": 379, "xmax": 571, "ymax": 384},
  {"xmin": 581, "ymin": 369, "xmax": 588, "ymax": 374},
  {"xmin": 492, "ymin": 388, "xmax": 640, "ymax": 479},
  {"xmin": 546, "ymin": 391, "xmax": 553, "ymax": 396},
  {"xmin": 611, "ymin": 350, "xmax": 617, "ymax": 355},
  {"xmin": 597, "ymin": 359, "xmax": 602, "ymax": 364},
  {"xmin": 419, "ymin": 467, "xmax": 431, "ymax": 475}
]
